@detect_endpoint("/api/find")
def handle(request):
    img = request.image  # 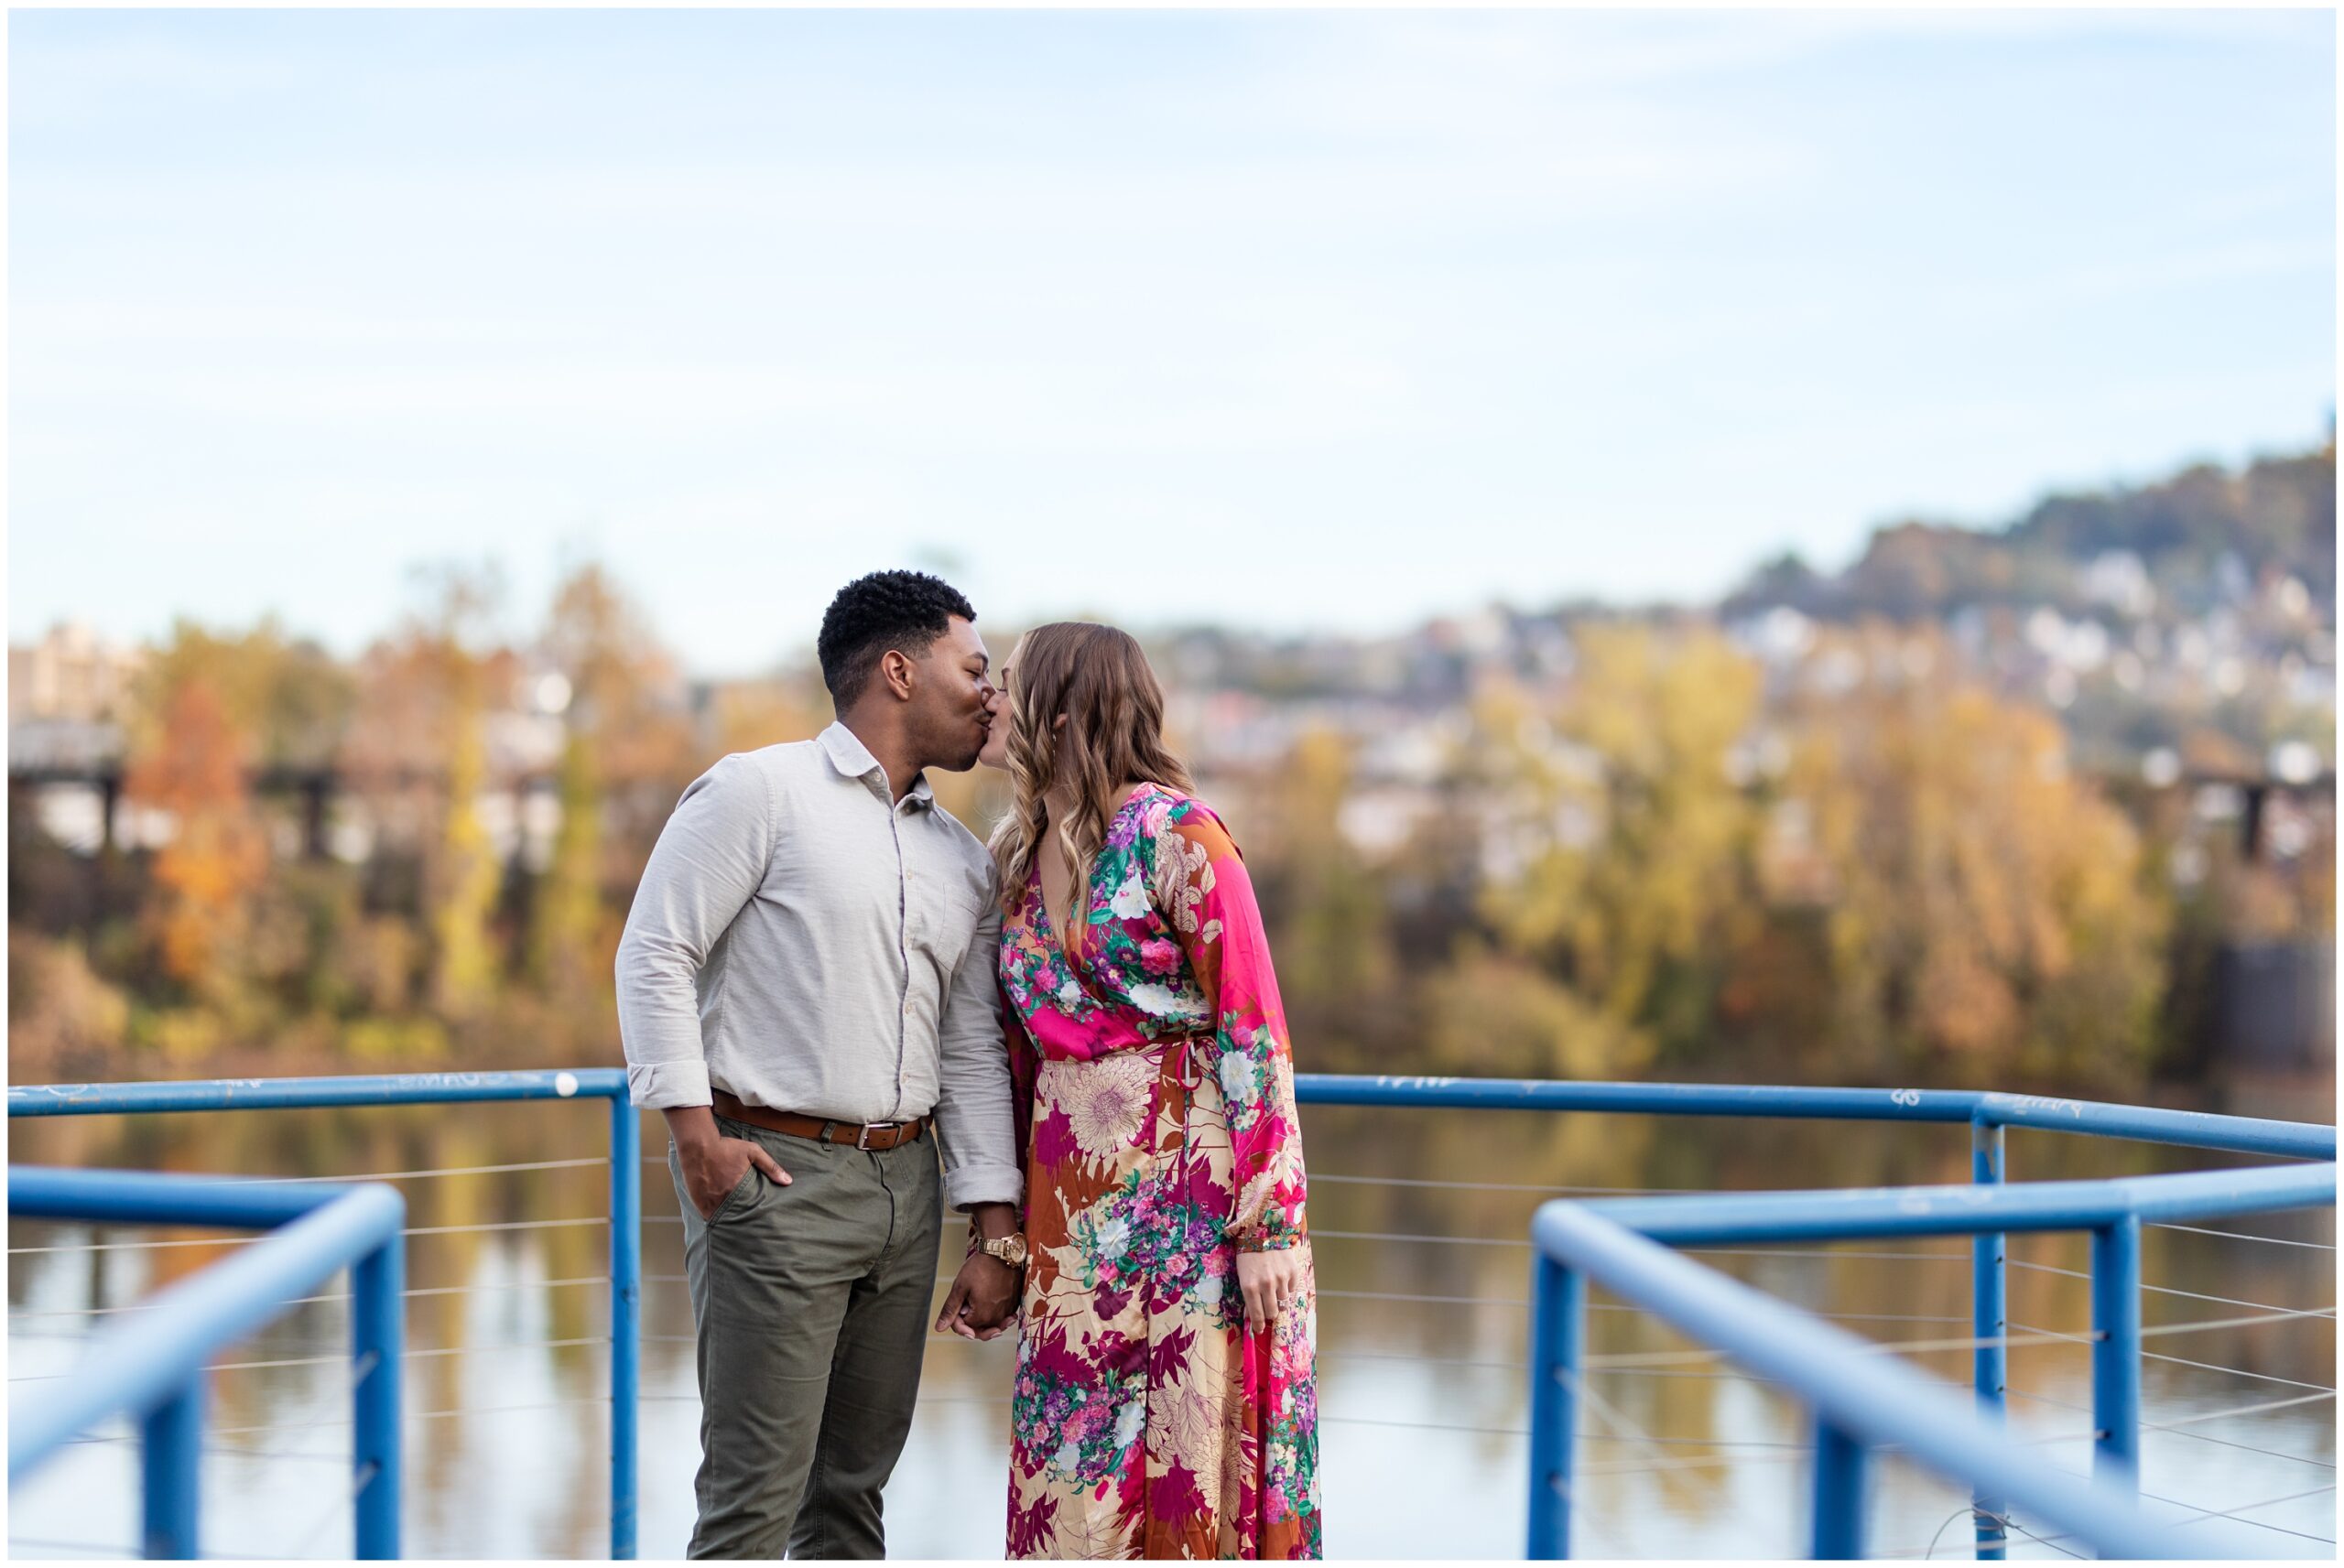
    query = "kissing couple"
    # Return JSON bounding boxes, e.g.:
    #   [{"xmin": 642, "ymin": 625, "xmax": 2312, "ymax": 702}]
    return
[{"xmin": 615, "ymin": 570, "xmax": 1322, "ymax": 1560}]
